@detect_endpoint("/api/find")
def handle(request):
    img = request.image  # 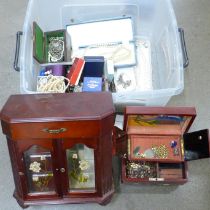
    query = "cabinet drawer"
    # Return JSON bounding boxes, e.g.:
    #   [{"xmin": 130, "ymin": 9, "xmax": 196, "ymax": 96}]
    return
[{"xmin": 10, "ymin": 121, "xmax": 100, "ymax": 140}]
